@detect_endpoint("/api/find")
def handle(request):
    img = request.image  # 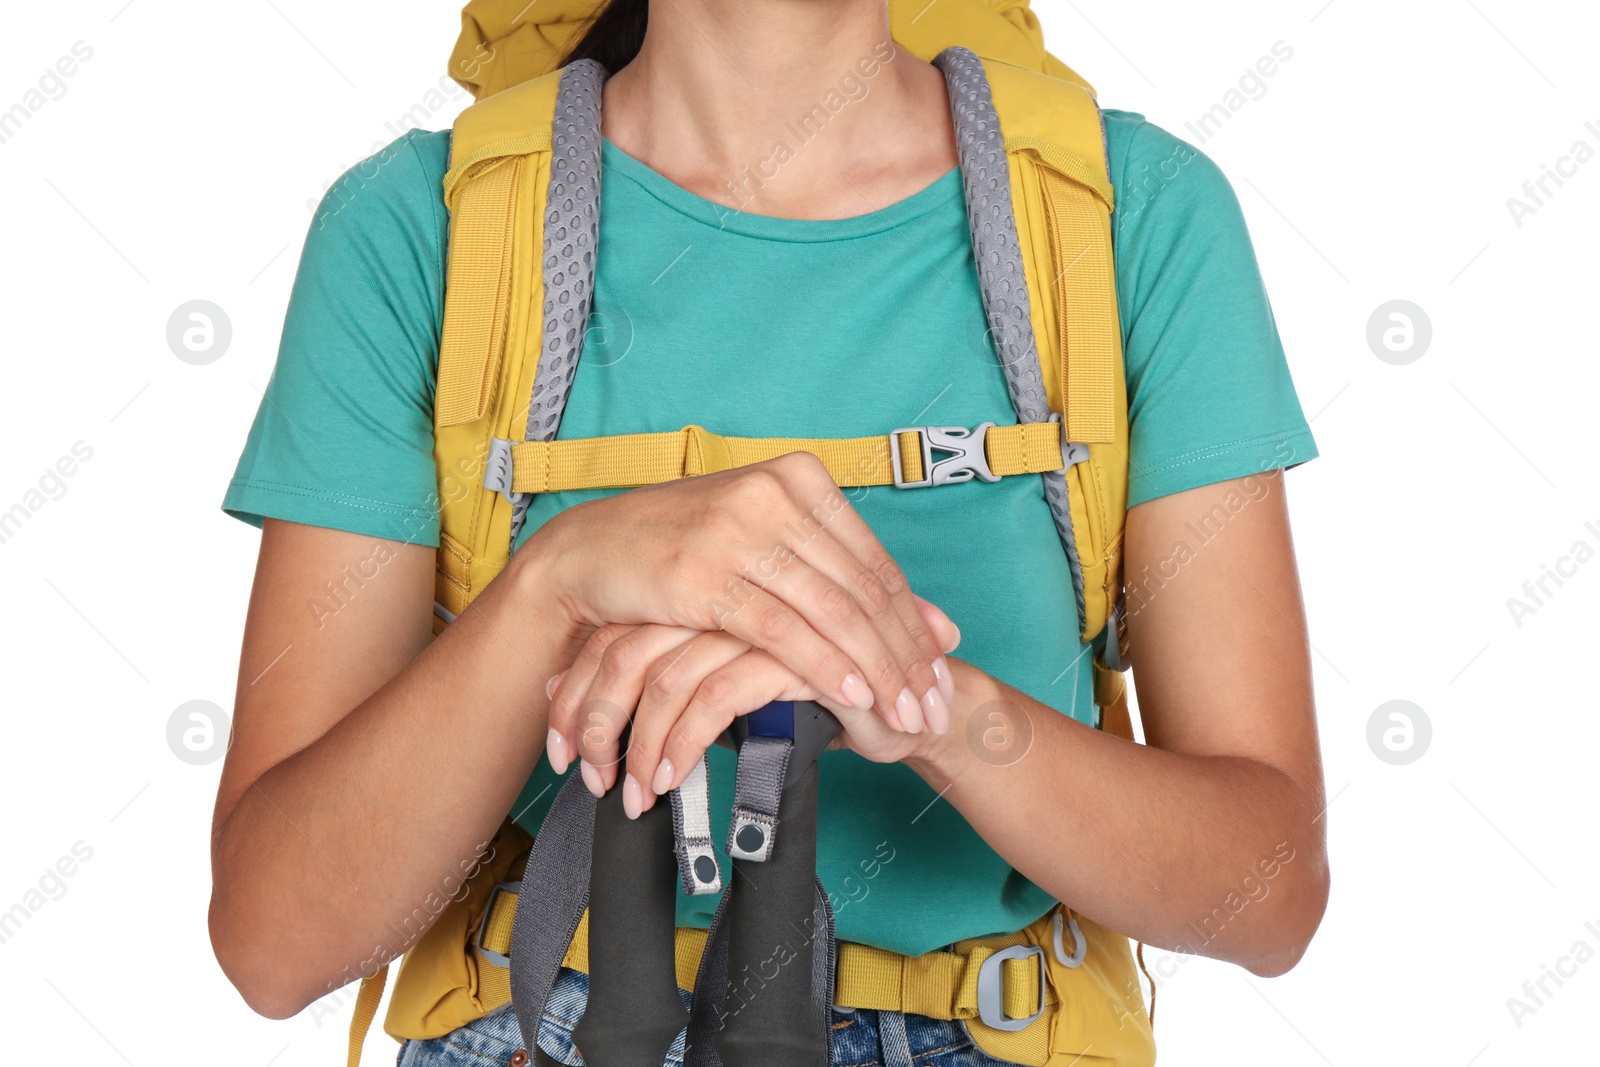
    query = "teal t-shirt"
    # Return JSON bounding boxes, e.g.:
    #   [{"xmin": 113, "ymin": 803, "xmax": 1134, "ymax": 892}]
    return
[{"xmin": 225, "ymin": 111, "xmax": 1316, "ymax": 957}]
